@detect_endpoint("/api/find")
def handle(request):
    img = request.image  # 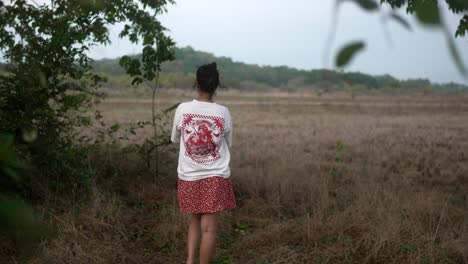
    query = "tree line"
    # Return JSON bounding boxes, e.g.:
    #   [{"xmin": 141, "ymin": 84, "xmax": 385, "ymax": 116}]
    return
[{"xmin": 88, "ymin": 46, "xmax": 468, "ymax": 92}]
